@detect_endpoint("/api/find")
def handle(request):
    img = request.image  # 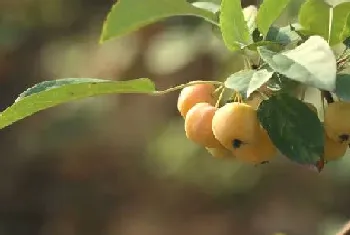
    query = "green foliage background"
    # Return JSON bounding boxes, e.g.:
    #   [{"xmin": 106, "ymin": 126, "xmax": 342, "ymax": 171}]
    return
[{"xmin": 0, "ymin": 0, "xmax": 349, "ymax": 235}]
